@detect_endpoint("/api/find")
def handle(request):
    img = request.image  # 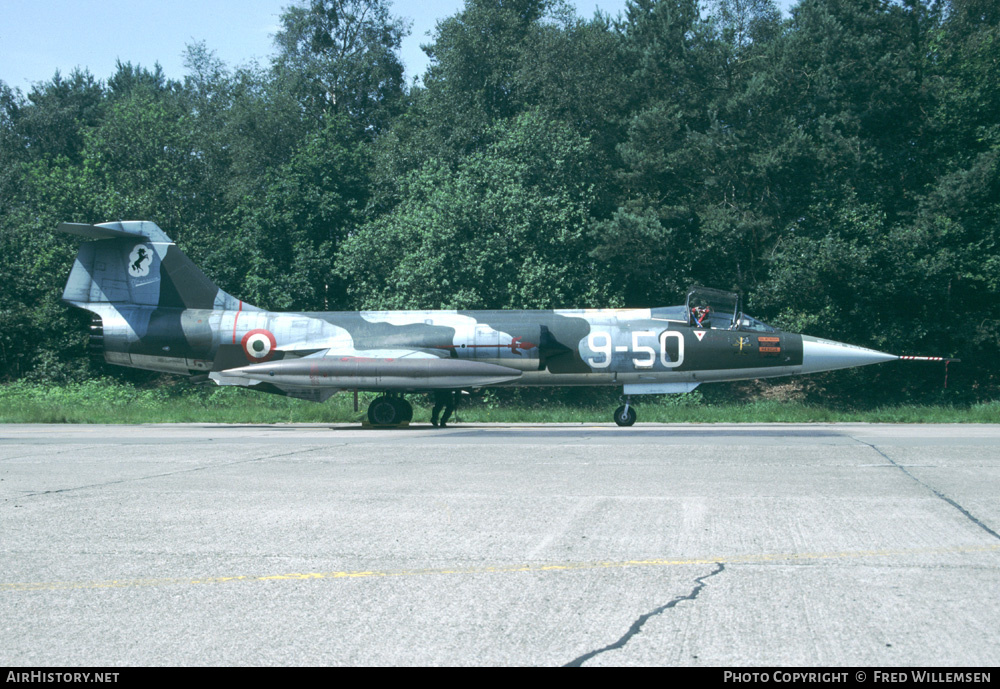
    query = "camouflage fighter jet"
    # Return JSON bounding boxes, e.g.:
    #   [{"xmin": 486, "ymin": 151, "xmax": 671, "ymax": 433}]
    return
[{"xmin": 59, "ymin": 220, "xmax": 911, "ymax": 426}]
